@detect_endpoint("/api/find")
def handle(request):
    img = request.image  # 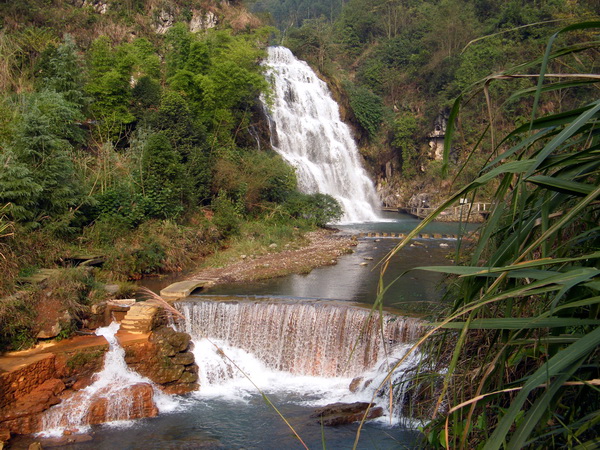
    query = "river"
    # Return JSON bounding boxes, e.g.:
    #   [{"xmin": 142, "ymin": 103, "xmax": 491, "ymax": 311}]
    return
[{"xmin": 13, "ymin": 215, "xmax": 473, "ymax": 450}]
